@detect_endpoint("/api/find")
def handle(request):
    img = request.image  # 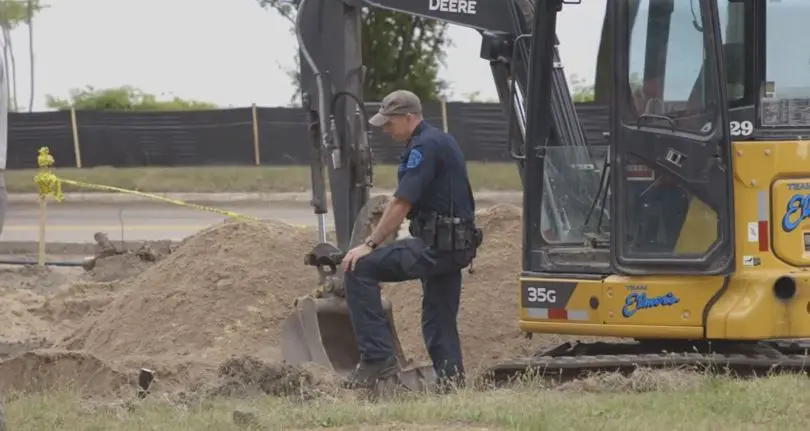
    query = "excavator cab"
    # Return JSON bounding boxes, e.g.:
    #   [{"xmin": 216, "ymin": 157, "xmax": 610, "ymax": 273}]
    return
[
  {"xmin": 523, "ymin": 0, "xmax": 734, "ymax": 276},
  {"xmin": 487, "ymin": 0, "xmax": 810, "ymax": 381}
]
